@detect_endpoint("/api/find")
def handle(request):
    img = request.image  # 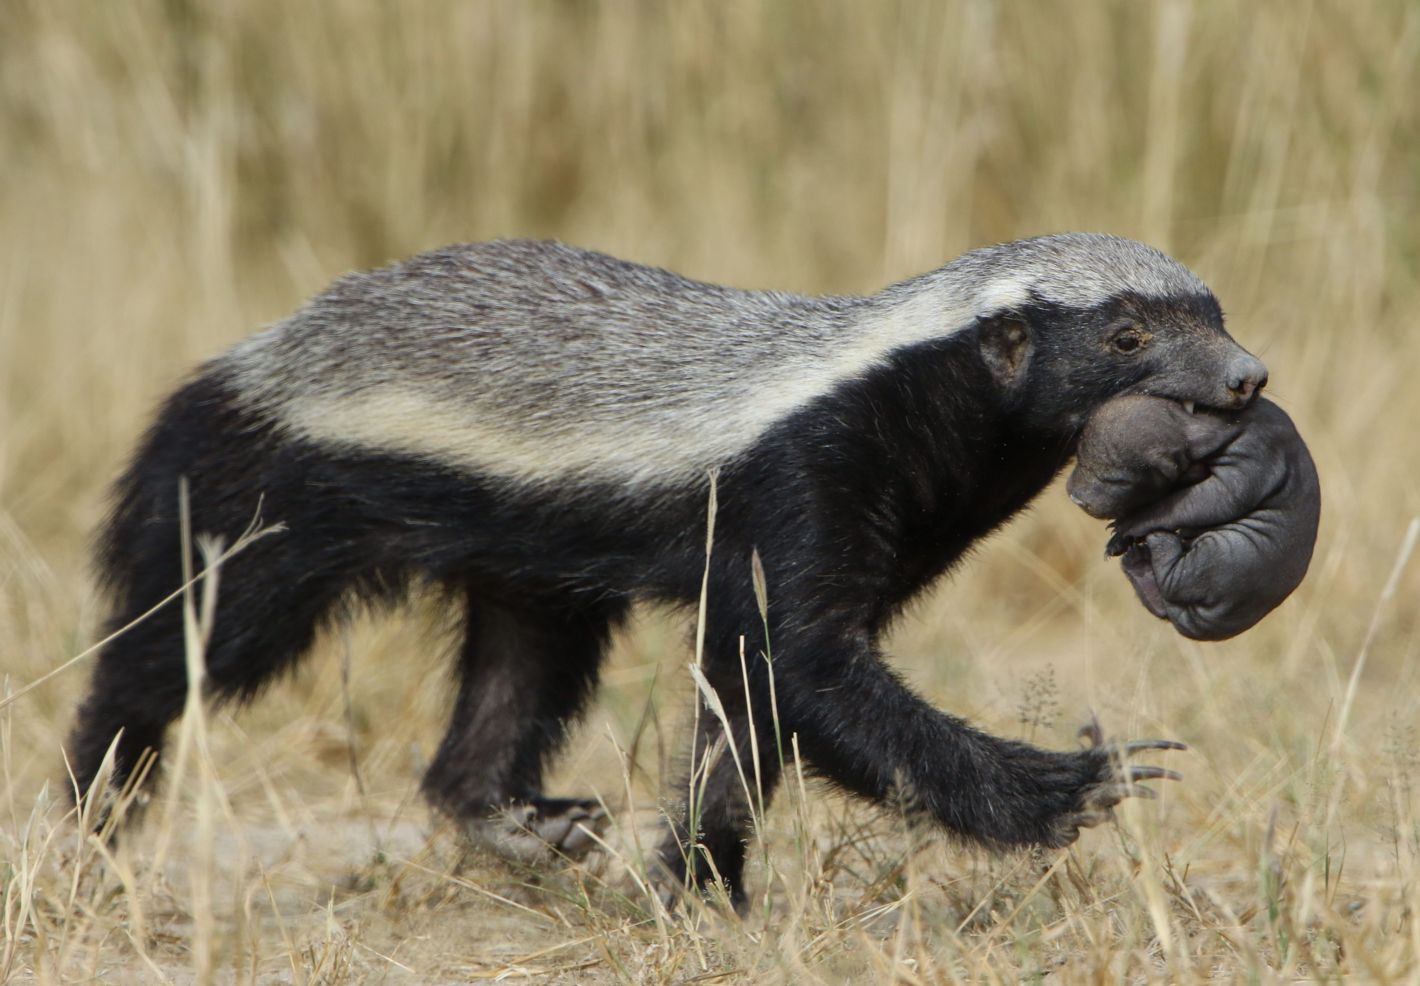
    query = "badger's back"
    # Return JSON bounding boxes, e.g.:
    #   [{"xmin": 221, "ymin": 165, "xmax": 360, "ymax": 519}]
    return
[{"xmin": 219, "ymin": 241, "xmax": 891, "ymax": 488}]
